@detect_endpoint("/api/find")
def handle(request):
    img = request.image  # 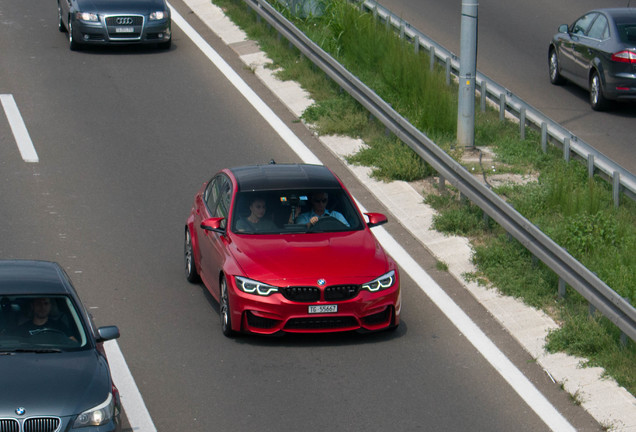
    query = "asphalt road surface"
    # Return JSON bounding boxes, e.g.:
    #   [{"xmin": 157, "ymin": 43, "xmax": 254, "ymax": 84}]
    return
[
  {"xmin": 379, "ymin": 0, "xmax": 636, "ymax": 174},
  {"xmin": 0, "ymin": 0, "xmax": 605, "ymax": 430}
]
